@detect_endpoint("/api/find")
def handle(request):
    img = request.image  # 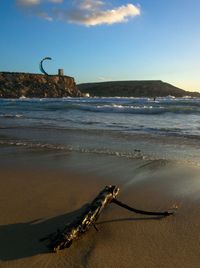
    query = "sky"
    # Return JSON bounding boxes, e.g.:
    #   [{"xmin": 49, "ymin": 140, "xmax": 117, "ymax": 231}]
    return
[{"xmin": 1, "ymin": 0, "xmax": 200, "ymax": 92}]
